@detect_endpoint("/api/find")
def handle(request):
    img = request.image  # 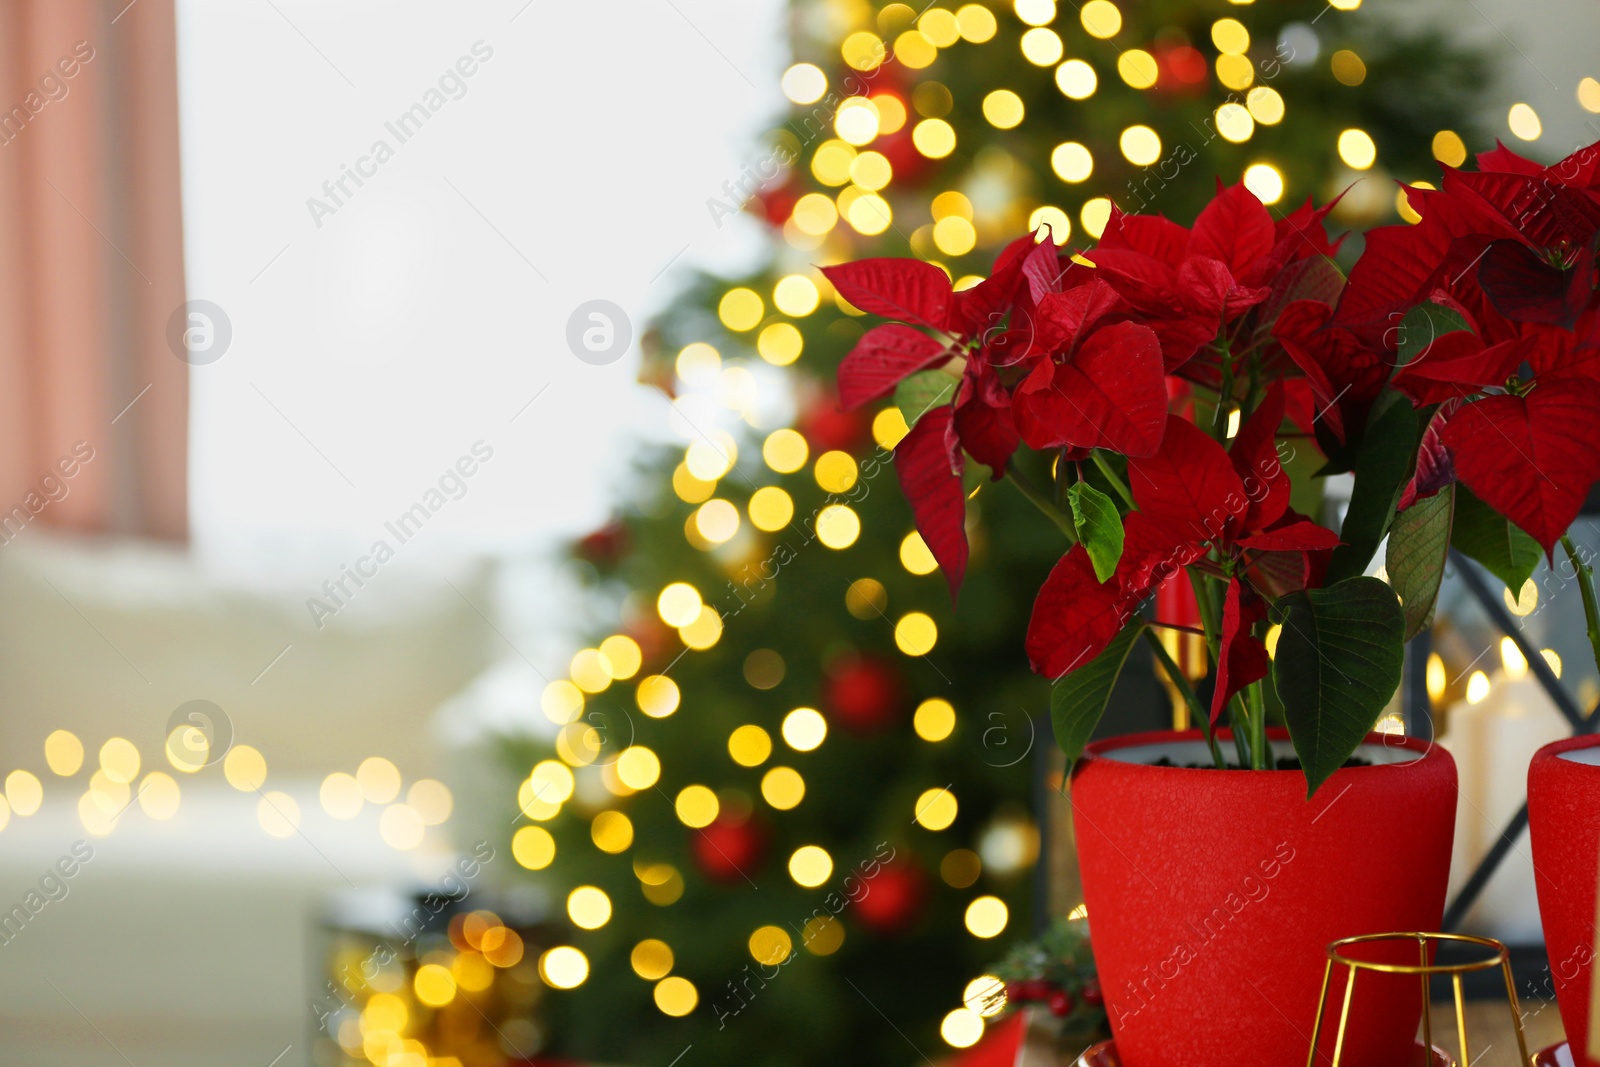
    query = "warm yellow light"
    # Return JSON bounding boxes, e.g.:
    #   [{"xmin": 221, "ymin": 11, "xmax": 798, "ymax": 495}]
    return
[
  {"xmin": 1021, "ymin": 28, "xmax": 1063, "ymax": 66},
  {"xmin": 541, "ymin": 679, "xmax": 586, "ymax": 724},
  {"xmin": 943, "ymin": 848, "xmax": 983, "ymax": 887},
  {"xmin": 530, "ymin": 759, "xmax": 576, "ymax": 805},
  {"xmin": 1580, "ymin": 77, "xmax": 1600, "ymax": 113},
  {"xmin": 1397, "ymin": 182, "xmax": 1435, "ymax": 224},
  {"xmin": 320, "ymin": 772, "xmax": 364, "ymax": 819},
  {"xmin": 942, "ymin": 1008, "xmax": 986, "ymax": 1048},
  {"xmin": 1426, "ymin": 653, "xmax": 1447, "ymax": 704},
  {"xmin": 873, "ymin": 408, "xmax": 910, "ymax": 449},
  {"xmin": 1117, "ymin": 50, "xmax": 1158, "ymax": 89},
  {"xmin": 165, "ymin": 725, "xmax": 208, "ymax": 773},
  {"xmin": 1211, "ymin": 18, "xmax": 1249, "ymax": 54},
  {"xmin": 757, "ymin": 322, "xmax": 804, "ymax": 366},
  {"xmin": 379, "ymin": 803, "xmax": 425, "ymax": 850},
  {"xmin": 1506, "ymin": 579, "xmax": 1539, "ymax": 616},
  {"xmin": 1028, "ymin": 206, "xmax": 1072, "ymax": 243},
  {"xmin": 919, "ymin": 9, "xmax": 961, "ymax": 47},
  {"xmin": 673, "ymin": 462, "xmax": 715, "ymax": 504},
  {"xmin": 632, "ymin": 939, "xmax": 674, "ymax": 980},
  {"xmin": 965, "ymin": 975, "xmax": 1008, "ymax": 1017},
  {"xmin": 900, "ymin": 531, "xmax": 939, "ymax": 575},
  {"xmin": 774, "ymin": 275, "xmax": 821, "ymax": 317},
  {"xmin": 914, "ymin": 698, "xmax": 957, "ymax": 742},
  {"xmin": 915, "ymin": 787, "xmax": 959, "ymax": 830},
  {"xmin": 1466, "ymin": 670, "xmax": 1491, "ymax": 705},
  {"xmin": 811, "ymin": 141, "xmax": 856, "ymax": 187},
  {"xmin": 763, "ymin": 428, "xmax": 809, "ymax": 474},
  {"xmin": 965, "ymin": 895, "xmax": 1009, "ymax": 937},
  {"xmin": 1217, "ymin": 103, "xmax": 1258, "ymax": 145},
  {"xmin": 512, "ymin": 825, "xmax": 556, "ymax": 869},
  {"xmin": 847, "ymin": 192, "xmax": 893, "ymax": 236},
  {"xmin": 895, "ymin": 612, "xmax": 939, "ymax": 655},
  {"xmin": 87, "ymin": 770, "xmax": 128, "ymax": 816},
  {"xmin": 849, "ymin": 151, "xmax": 893, "ymax": 192},
  {"xmin": 1055, "ymin": 59, "xmax": 1097, "ymax": 99},
  {"xmin": 894, "ymin": 29, "xmax": 937, "ymax": 69},
  {"xmin": 836, "ymin": 98, "xmax": 881, "ymax": 146},
  {"xmin": 913, "ymin": 119, "xmax": 956, "ymax": 159},
  {"xmin": 591, "ymin": 810, "xmax": 634, "ymax": 853},
  {"xmin": 789, "ymin": 844, "xmax": 834, "ymax": 887},
  {"xmin": 781, "ymin": 63, "xmax": 826, "ymax": 105},
  {"xmin": 719, "ymin": 288, "xmax": 764, "ymax": 331},
  {"xmin": 138, "ymin": 772, "xmax": 180, "ymax": 820},
  {"xmin": 1544, "ymin": 650, "xmax": 1564, "ymax": 678},
  {"xmin": 657, "ymin": 582, "xmax": 703, "ymax": 627},
  {"xmin": 1216, "ymin": 53, "xmax": 1254, "ymax": 90},
  {"xmin": 802, "ymin": 914, "xmax": 845, "ymax": 955},
  {"xmin": 617, "ymin": 746, "xmax": 661, "ymax": 790},
  {"xmin": 1330, "ymin": 50, "xmax": 1366, "ymax": 86},
  {"xmin": 982, "ymin": 90, "xmax": 1025, "ymax": 130},
  {"xmin": 841, "ymin": 31, "xmax": 886, "ymax": 72},
  {"xmin": 356, "ymin": 756, "xmax": 401, "ymax": 803},
  {"xmin": 570, "ymin": 648, "xmax": 613, "ymax": 693},
  {"xmin": 694, "ymin": 499, "xmax": 741, "ymax": 544},
  {"xmin": 600, "ymin": 635, "xmax": 642, "ymax": 680},
  {"xmin": 1243, "ymin": 163, "xmax": 1283, "ymax": 205},
  {"xmin": 654, "ymin": 975, "xmax": 698, "ymax": 1016},
  {"xmin": 729, "ymin": 725, "xmax": 773, "ymax": 767},
  {"xmin": 1120, "ymin": 125, "xmax": 1162, "ymax": 166},
  {"xmin": 679, "ymin": 605, "xmax": 723, "ymax": 650},
  {"xmin": 748, "ymin": 486, "xmax": 794, "ymax": 532},
  {"xmin": 518, "ymin": 777, "xmax": 561, "ymax": 820},
  {"xmin": 956, "ymin": 4, "xmax": 997, "ymax": 43},
  {"xmin": 846, "ymin": 577, "xmax": 888, "ymax": 619},
  {"xmin": 815, "ymin": 451, "xmax": 860, "ymax": 493},
  {"xmin": 1329, "ymin": 0, "xmax": 1360, "ymax": 8},
  {"xmin": 568, "ymin": 885, "xmax": 613, "ymax": 930},
  {"xmin": 407, "ymin": 778, "xmax": 452, "ymax": 825},
  {"xmin": 783, "ymin": 707, "xmax": 828, "ymax": 752},
  {"xmin": 223, "ymin": 744, "xmax": 266, "ymax": 792},
  {"xmin": 1247, "ymin": 87, "xmax": 1285, "ymax": 125},
  {"xmin": 1501, "ymin": 637, "xmax": 1530, "ymax": 681},
  {"xmin": 539, "ymin": 946, "xmax": 589, "ymax": 989},
  {"xmin": 675, "ymin": 784, "xmax": 720, "ymax": 829},
  {"xmin": 100, "ymin": 738, "xmax": 140, "ymax": 785},
  {"xmin": 1014, "ymin": 0, "xmax": 1056, "ymax": 25},
  {"xmin": 257, "ymin": 790, "xmax": 300, "ymax": 838},
  {"xmin": 762, "ymin": 766, "xmax": 806, "ymax": 810},
  {"xmin": 933, "ymin": 216, "xmax": 977, "ymax": 256},
  {"xmin": 5, "ymin": 770, "xmax": 41, "ymax": 816},
  {"xmin": 1508, "ymin": 103, "xmax": 1542, "ymax": 141},
  {"xmin": 1051, "ymin": 142, "xmax": 1094, "ymax": 183},
  {"xmin": 816, "ymin": 505, "xmax": 861, "ymax": 549},
  {"xmin": 1338, "ymin": 129, "xmax": 1377, "ymax": 170},
  {"xmin": 749, "ymin": 925, "xmax": 793, "ymax": 966},
  {"xmin": 45, "ymin": 730, "xmax": 84, "ymax": 777},
  {"xmin": 414, "ymin": 963, "xmax": 457, "ymax": 1007},
  {"xmin": 676, "ymin": 341, "xmax": 720, "ymax": 386},
  {"xmin": 1080, "ymin": 0, "xmax": 1121, "ymax": 38}
]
